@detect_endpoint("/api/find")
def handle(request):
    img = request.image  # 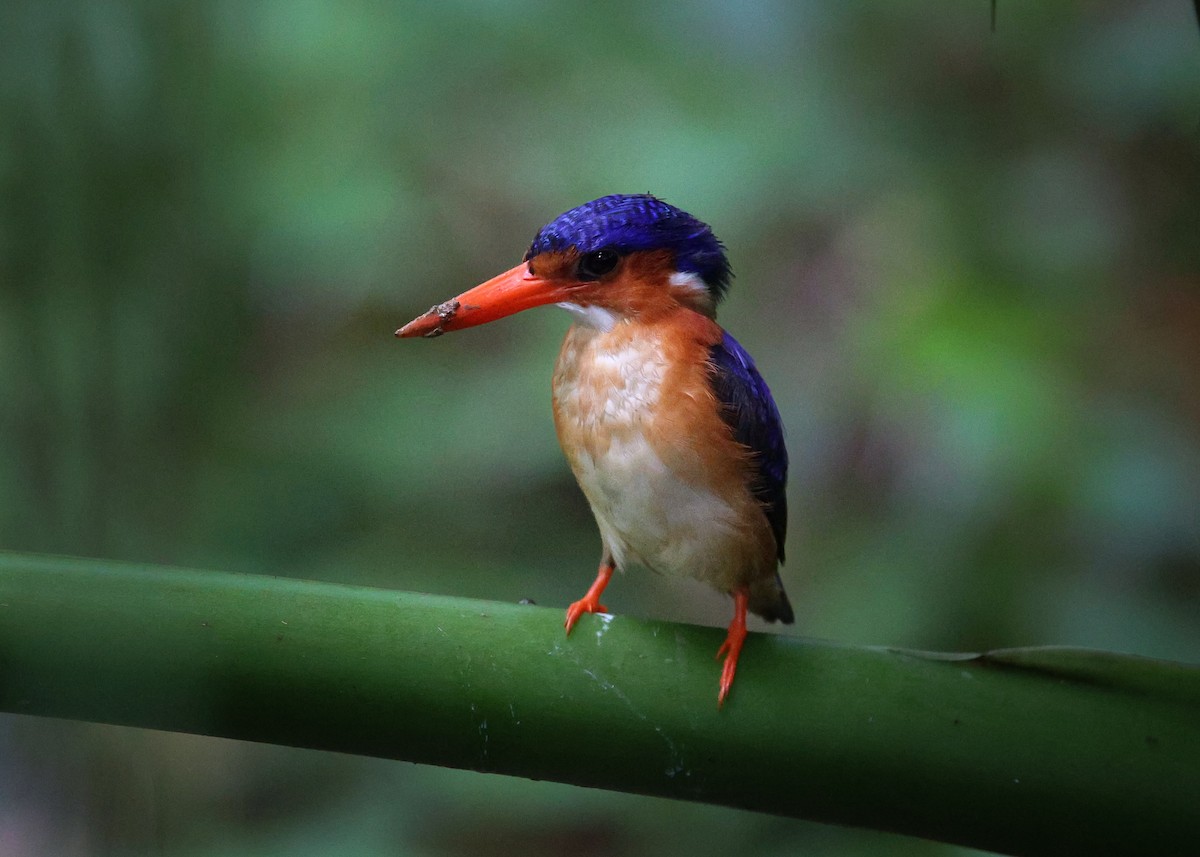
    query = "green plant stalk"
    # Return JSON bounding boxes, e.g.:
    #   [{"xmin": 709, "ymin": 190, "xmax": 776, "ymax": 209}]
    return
[{"xmin": 1, "ymin": 553, "xmax": 1197, "ymax": 855}]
